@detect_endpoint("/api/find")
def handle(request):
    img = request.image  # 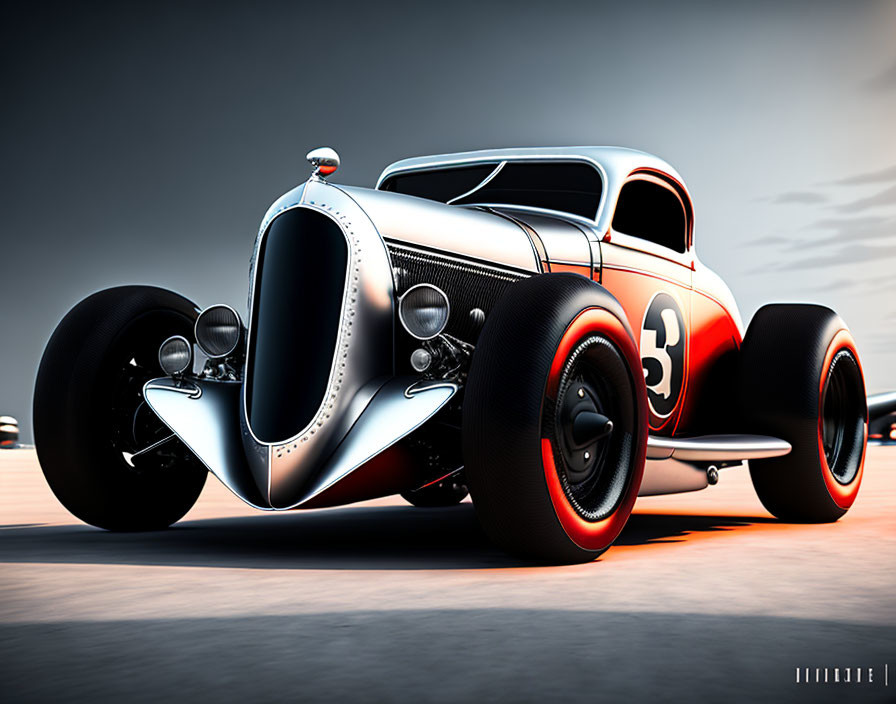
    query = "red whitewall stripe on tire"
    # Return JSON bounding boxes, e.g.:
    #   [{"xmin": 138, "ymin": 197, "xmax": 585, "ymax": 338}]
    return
[
  {"xmin": 817, "ymin": 329, "xmax": 866, "ymax": 510},
  {"xmin": 543, "ymin": 307, "xmax": 648, "ymax": 551}
]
